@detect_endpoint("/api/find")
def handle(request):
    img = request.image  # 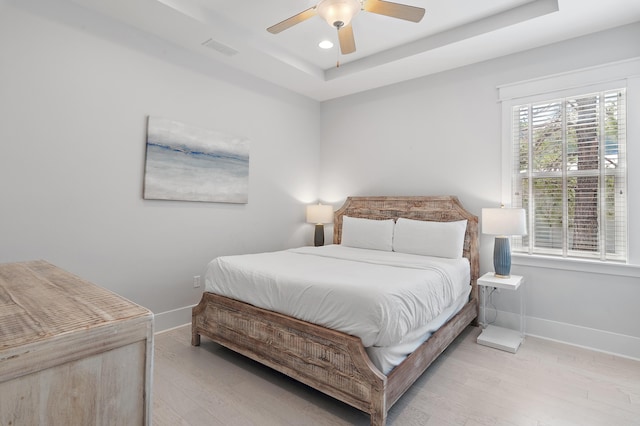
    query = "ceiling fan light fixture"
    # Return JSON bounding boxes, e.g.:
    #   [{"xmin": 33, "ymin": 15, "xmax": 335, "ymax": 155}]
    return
[{"xmin": 316, "ymin": 0, "xmax": 361, "ymax": 28}]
